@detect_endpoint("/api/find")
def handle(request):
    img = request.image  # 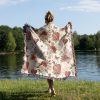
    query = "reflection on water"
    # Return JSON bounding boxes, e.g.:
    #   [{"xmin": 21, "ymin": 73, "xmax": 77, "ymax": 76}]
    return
[
  {"xmin": 0, "ymin": 53, "xmax": 23, "ymax": 79},
  {"xmin": 96, "ymin": 52, "xmax": 100, "ymax": 68},
  {"xmin": 76, "ymin": 51, "xmax": 100, "ymax": 81},
  {"xmin": 0, "ymin": 52, "xmax": 100, "ymax": 81}
]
